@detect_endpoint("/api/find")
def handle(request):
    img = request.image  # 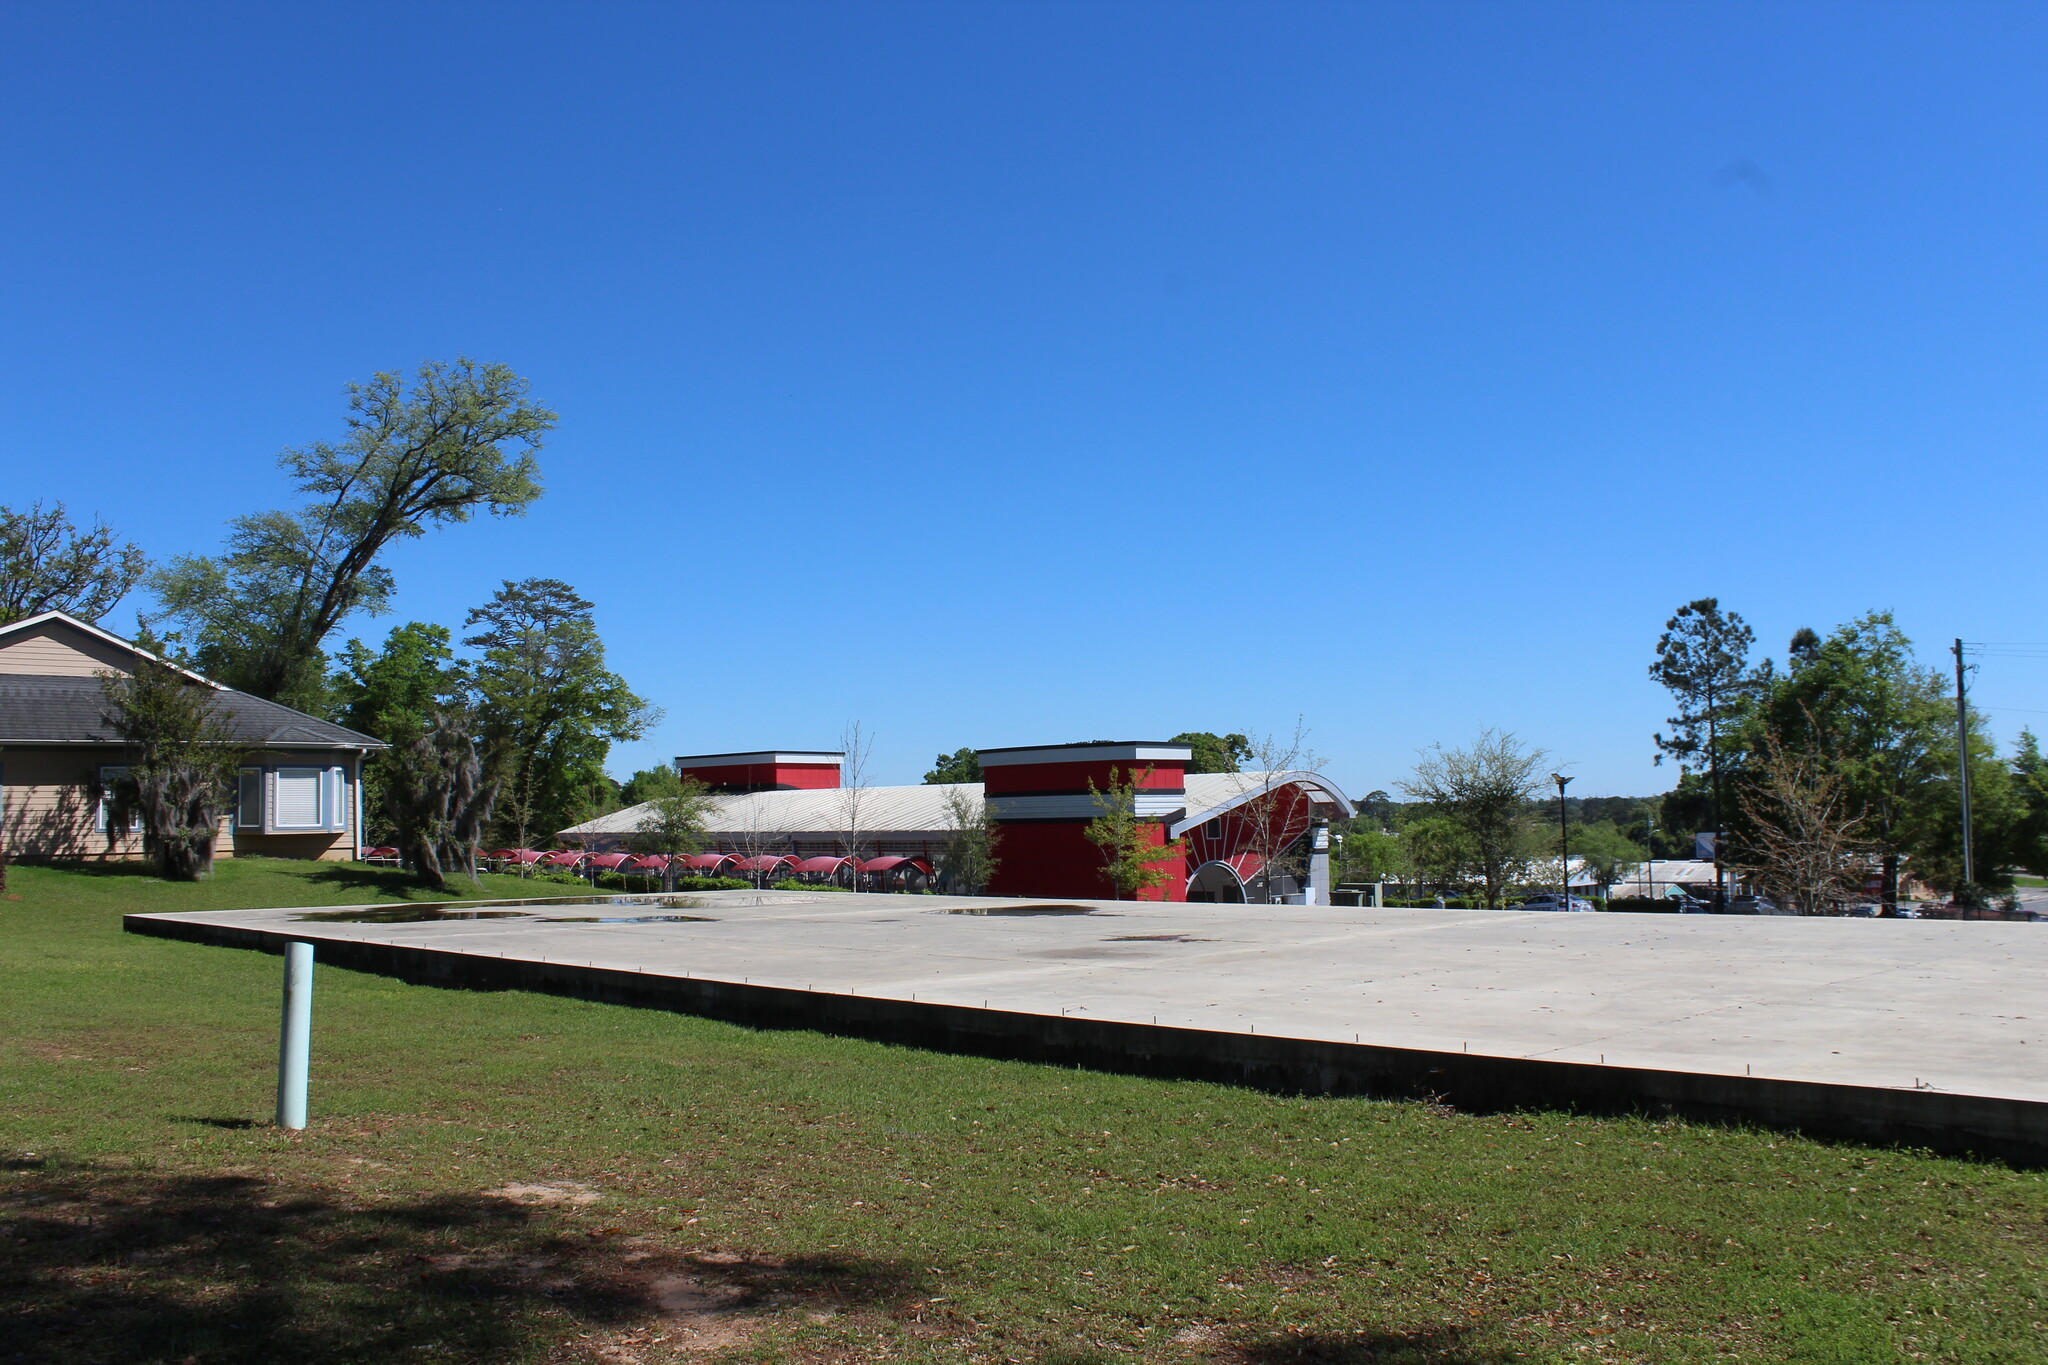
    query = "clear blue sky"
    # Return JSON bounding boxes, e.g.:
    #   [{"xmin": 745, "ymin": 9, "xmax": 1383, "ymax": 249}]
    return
[{"xmin": 6, "ymin": 1, "xmax": 2047, "ymax": 796}]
